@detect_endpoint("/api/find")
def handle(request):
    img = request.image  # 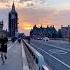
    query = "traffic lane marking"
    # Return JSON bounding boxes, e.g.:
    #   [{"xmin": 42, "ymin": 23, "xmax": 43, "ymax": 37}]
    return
[
  {"xmin": 50, "ymin": 50, "xmax": 70, "ymax": 66},
  {"xmin": 43, "ymin": 40, "xmax": 70, "ymax": 51},
  {"xmin": 31, "ymin": 40, "xmax": 70, "ymax": 65},
  {"xmin": 46, "ymin": 43, "xmax": 70, "ymax": 52},
  {"xmin": 33, "ymin": 40, "xmax": 70, "ymax": 52},
  {"xmin": 42, "ymin": 40, "xmax": 70, "ymax": 51},
  {"xmin": 49, "ymin": 49, "xmax": 68, "ymax": 54},
  {"xmin": 31, "ymin": 40, "xmax": 69, "ymax": 56},
  {"xmin": 35, "ymin": 41, "xmax": 70, "ymax": 66},
  {"xmin": 48, "ymin": 40, "xmax": 69, "ymax": 44},
  {"xmin": 31, "ymin": 40, "xmax": 69, "ymax": 53},
  {"xmin": 31, "ymin": 43, "xmax": 70, "ymax": 69},
  {"xmin": 31, "ymin": 42, "xmax": 70, "ymax": 65}
]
